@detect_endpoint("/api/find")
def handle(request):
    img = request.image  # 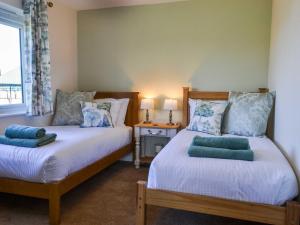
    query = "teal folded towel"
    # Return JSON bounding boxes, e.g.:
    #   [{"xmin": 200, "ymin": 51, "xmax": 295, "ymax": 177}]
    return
[
  {"xmin": 188, "ymin": 145, "xmax": 254, "ymax": 161},
  {"xmin": 192, "ymin": 136, "xmax": 250, "ymax": 150},
  {"xmin": 0, "ymin": 133, "xmax": 57, "ymax": 148},
  {"xmin": 5, "ymin": 124, "xmax": 46, "ymax": 139}
]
